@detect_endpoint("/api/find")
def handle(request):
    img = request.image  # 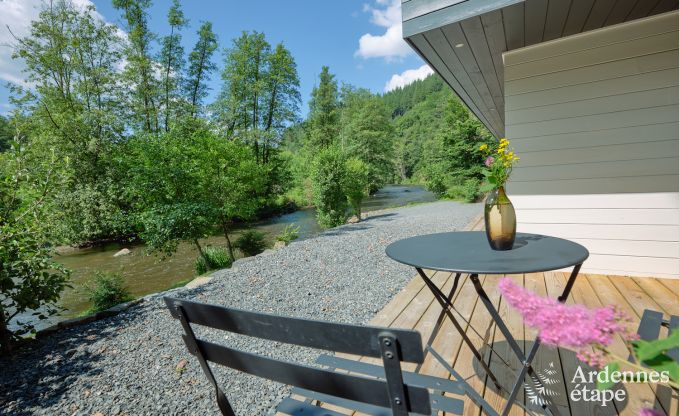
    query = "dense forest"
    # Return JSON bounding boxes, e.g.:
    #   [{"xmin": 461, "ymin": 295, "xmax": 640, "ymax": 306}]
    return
[{"xmin": 0, "ymin": 0, "xmax": 491, "ymax": 350}]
